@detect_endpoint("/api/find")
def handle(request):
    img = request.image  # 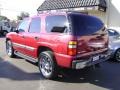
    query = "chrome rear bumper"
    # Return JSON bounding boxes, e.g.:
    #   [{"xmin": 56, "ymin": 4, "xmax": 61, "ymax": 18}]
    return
[{"xmin": 72, "ymin": 50, "xmax": 111, "ymax": 69}]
